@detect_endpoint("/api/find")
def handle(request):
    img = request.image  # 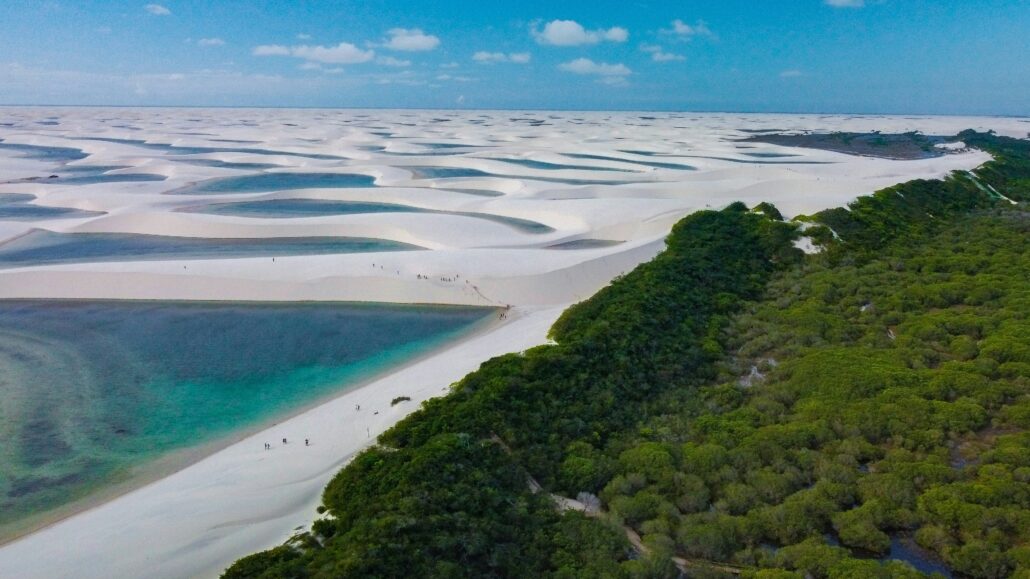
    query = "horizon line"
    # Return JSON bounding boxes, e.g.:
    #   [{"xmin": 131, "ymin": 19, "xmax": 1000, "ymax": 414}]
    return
[{"xmin": 0, "ymin": 103, "xmax": 1027, "ymax": 119}]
